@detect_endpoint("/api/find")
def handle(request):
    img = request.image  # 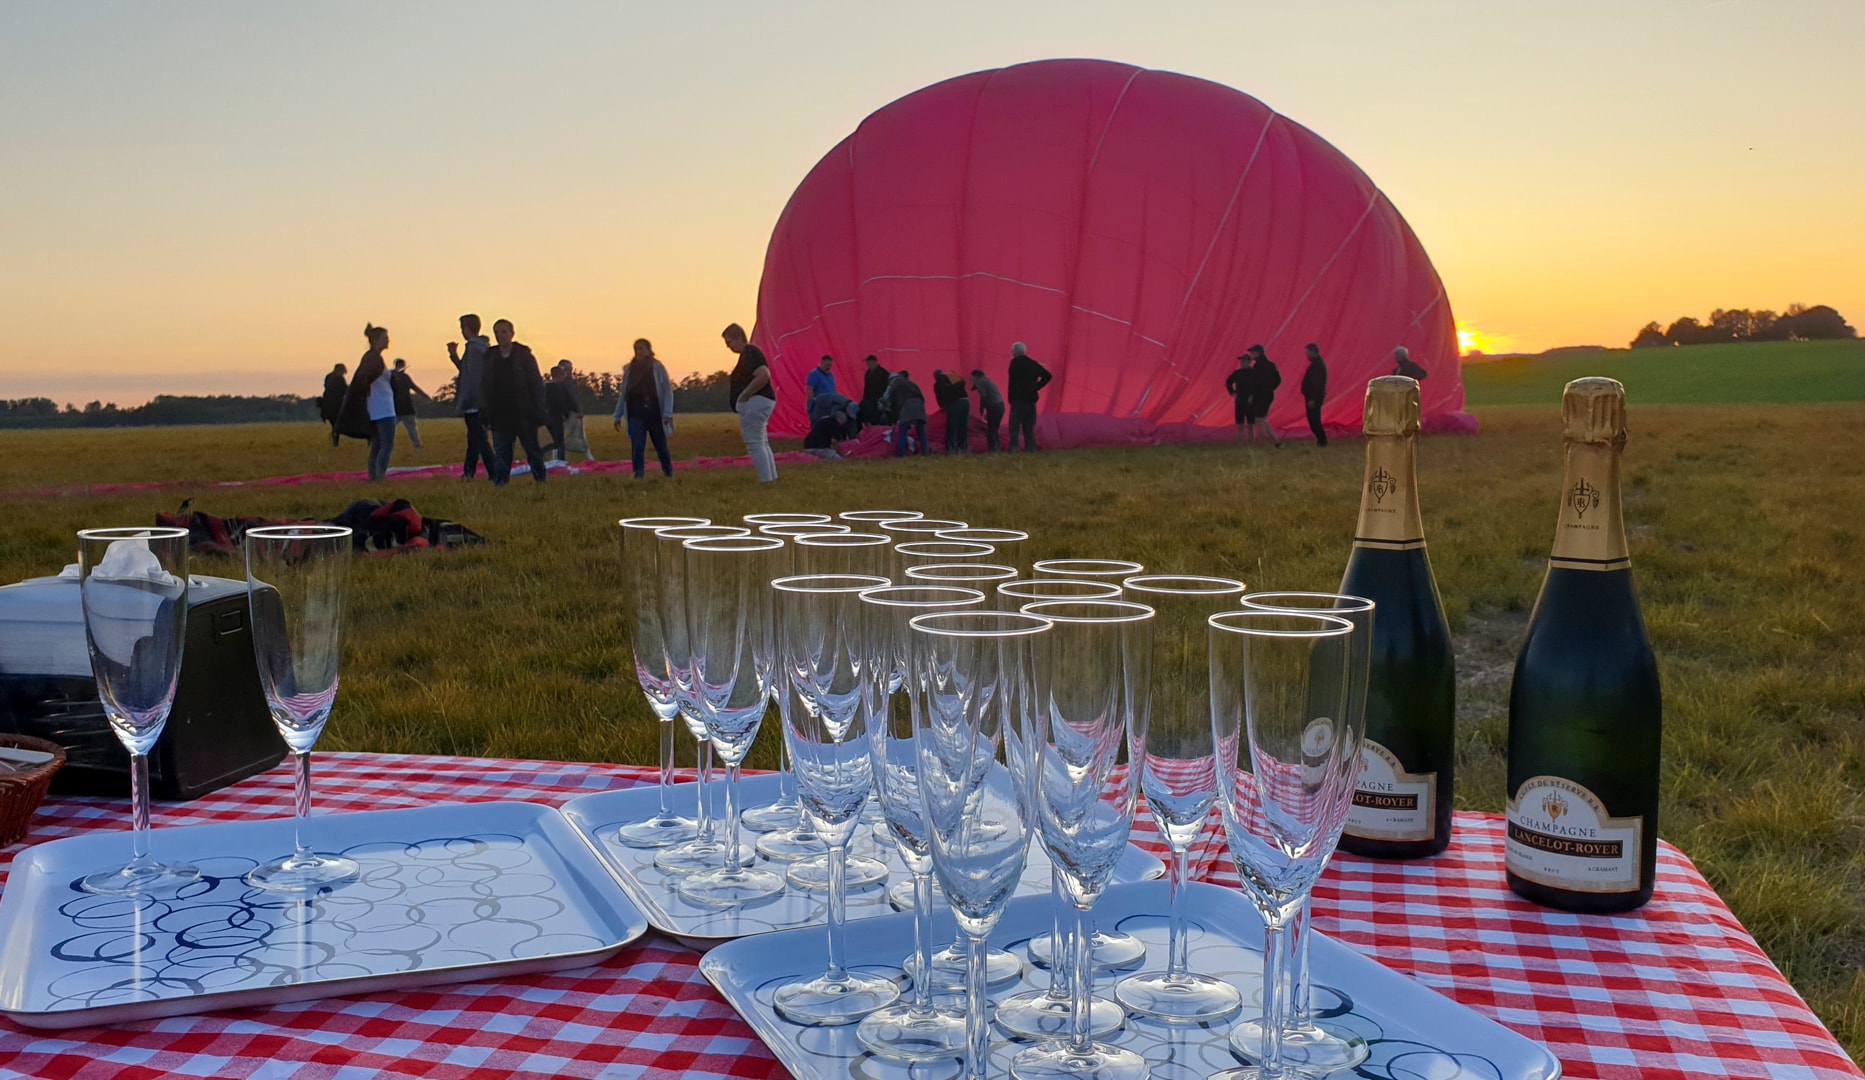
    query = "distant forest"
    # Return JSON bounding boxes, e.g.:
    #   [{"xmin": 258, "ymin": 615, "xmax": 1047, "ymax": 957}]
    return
[
  {"xmin": 1631, "ymin": 304, "xmax": 1855, "ymax": 348},
  {"xmin": 0, "ymin": 369, "xmax": 736, "ymax": 429}
]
